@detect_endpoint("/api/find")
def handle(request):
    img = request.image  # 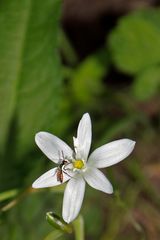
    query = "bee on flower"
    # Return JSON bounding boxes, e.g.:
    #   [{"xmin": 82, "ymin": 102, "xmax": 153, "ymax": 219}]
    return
[{"xmin": 32, "ymin": 113, "xmax": 136, "ymax": 223}]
